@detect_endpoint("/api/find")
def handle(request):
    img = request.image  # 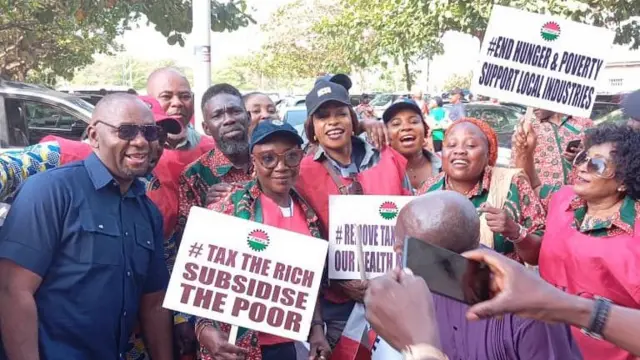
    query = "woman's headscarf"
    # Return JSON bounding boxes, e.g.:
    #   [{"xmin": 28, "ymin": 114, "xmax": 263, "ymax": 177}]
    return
[{"xmin": 446, "ymin": 117, "xmax": 498, "ymax": 166}]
